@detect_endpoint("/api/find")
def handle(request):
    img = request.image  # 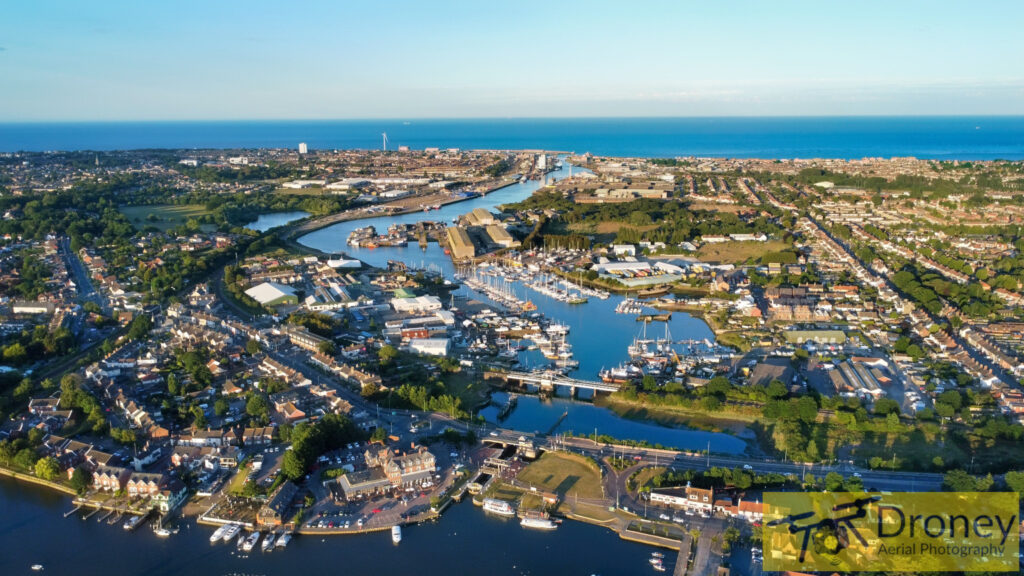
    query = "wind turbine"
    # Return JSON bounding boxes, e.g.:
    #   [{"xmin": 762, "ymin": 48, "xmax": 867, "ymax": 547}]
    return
[{"xmin": 382, "ymin": 132, "xmax": 389, "ymax": 151}]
